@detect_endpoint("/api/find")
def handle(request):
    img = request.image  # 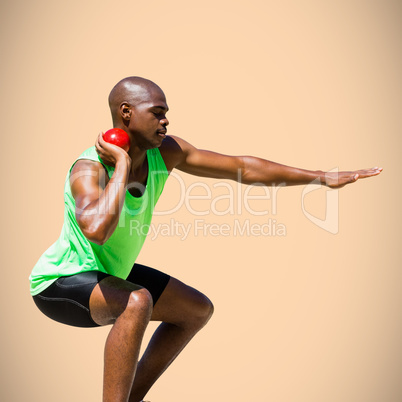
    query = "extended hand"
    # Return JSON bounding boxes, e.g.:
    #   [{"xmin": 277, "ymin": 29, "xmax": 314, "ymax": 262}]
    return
[{"xmin": 324, "ymin": 167, "xmax": 383, "ymax": 189}]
